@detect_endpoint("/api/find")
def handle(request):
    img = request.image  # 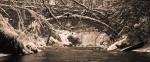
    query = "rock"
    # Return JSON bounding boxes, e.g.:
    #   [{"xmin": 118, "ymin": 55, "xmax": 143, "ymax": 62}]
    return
[
  {"xmin": 68, "ymin": 32, "xmax": 81, "ymax": 46},
  {"xmin": 58, "ymin": 30, "xmax": 72, "ymax": 46},
  {"xmin": 50, "ymin": 30, "xmax": 73, "ymax": 46},
  {"xmin": 107, "ymin": 35, "xmax": 127, "ymax": 51}
]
